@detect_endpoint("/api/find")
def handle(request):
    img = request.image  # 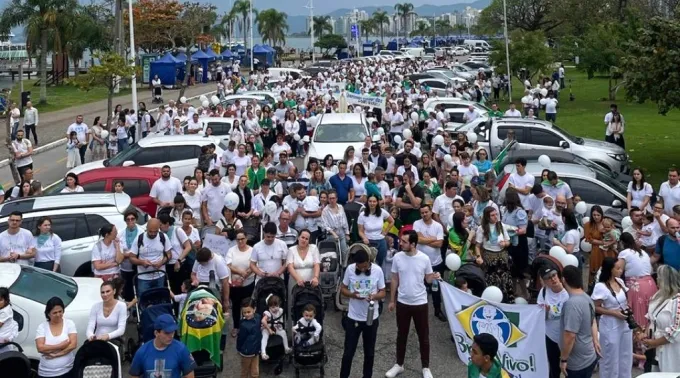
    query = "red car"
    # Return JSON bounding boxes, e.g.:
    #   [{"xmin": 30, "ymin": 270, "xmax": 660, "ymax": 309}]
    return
[{"xmin": 45, "ymin": 167, "xmax": 162, "ymax": 215}]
